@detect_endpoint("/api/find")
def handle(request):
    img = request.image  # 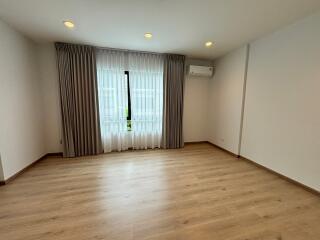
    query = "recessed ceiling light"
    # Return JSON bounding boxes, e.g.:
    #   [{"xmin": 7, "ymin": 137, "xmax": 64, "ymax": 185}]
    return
[
  {"xmin": 63, "ymin": 20, "xmax": 75, "ymax": 29},
  {"xmin": 144, "ymin": 33, "xmax": 153, "ymax": 39},
  {"xmin": 205, "ymin": 41, "xmax": 213, "ymax": 47}
]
